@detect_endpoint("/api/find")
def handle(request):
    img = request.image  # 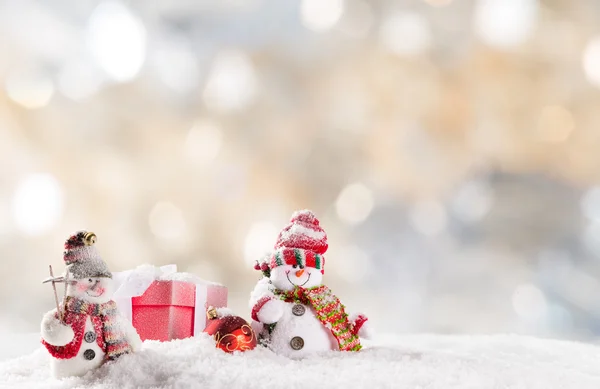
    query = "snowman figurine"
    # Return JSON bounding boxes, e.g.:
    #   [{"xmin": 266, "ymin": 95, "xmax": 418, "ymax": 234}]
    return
[
  {"xmin": 40, "ymin": 231, "xmax": 141, "ymax": 378},
  {"xmin": 249, "ymin": 210, "xmax": 370, "ymax": 358}
]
